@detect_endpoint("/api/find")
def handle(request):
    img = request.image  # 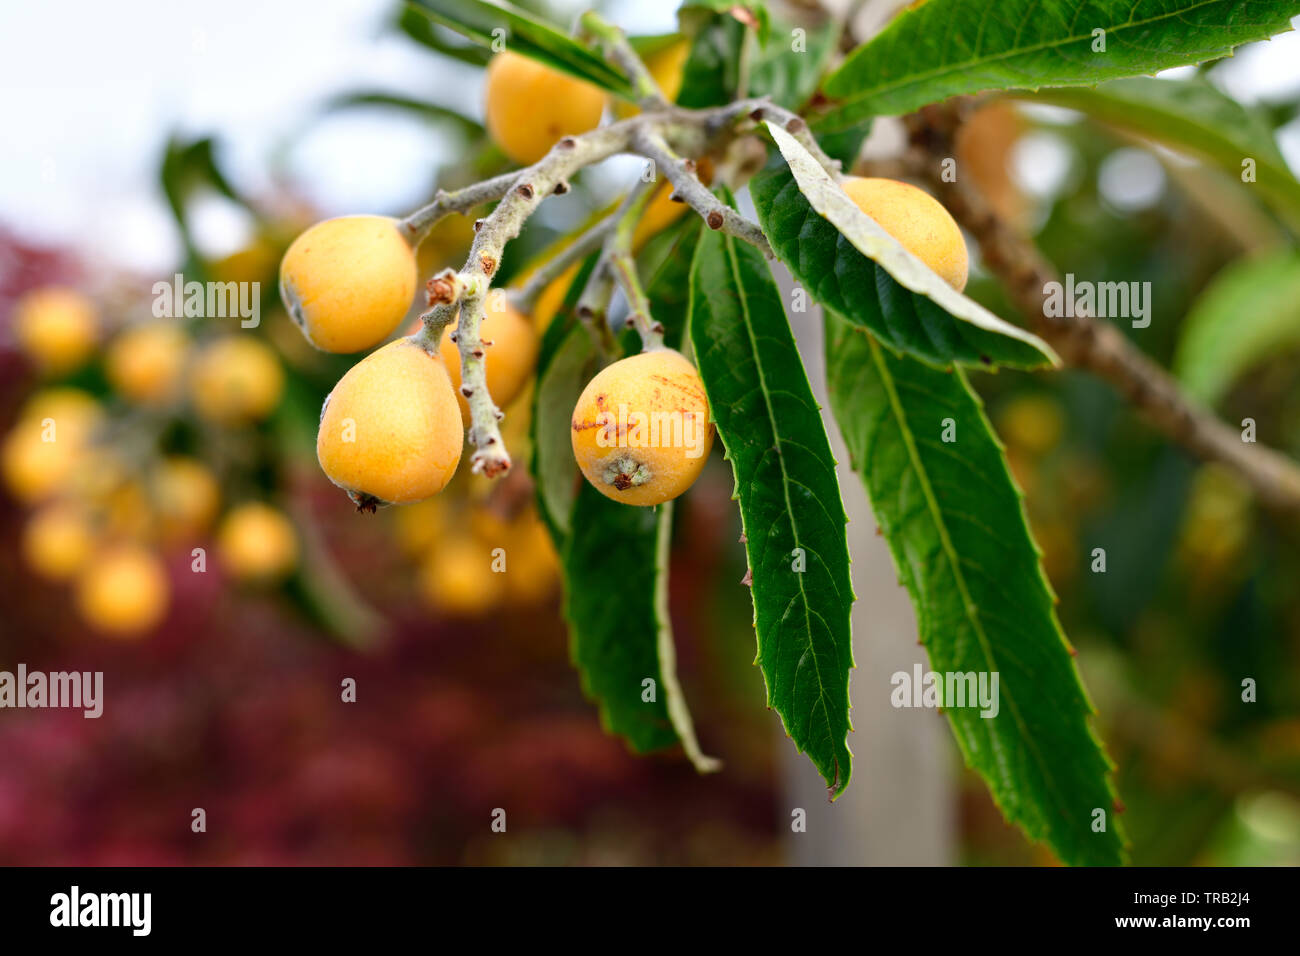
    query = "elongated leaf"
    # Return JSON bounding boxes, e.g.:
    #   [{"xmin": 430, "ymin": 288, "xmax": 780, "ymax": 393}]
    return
[
  {"xmin": 562, "ymin": 487, "xmax": 718, "ymax": 770},
  {"xmin": 530, "ymin": 256, "xmax": 599, "ymax": 540},
  {"xmin": 321, "ymin": 91, "xmax": 484, "ymax": 138},
  {"xmin": 822, "ymin": 0, "xmax": 1300, "ymax": 125},
  {"xmin": 675, "ymin": 10, "xmax": 746, "ymax": 107},
  {"xmin": 1174, "ymin": 250, "xmax": 1300, "ymax": 405},
  {"xmin": 408, "ymin": 0, "xmax": 633, "ymax": 95},
  {"xmin": 1022, "ymin": 77, "xmax": 1300, "ymax": 228},
  {"xmin": 395, "ymin": 6, "xmax": 493, "ymax": 65},
  {"xmin": 689, "ymin": 213, "xmax": 854, "ymax": 796},
  {"xmin": 825, "ymin": 311, "xmax": 1125, "ymax": 865},
  {"xmin": 755, "ymin": 123, "xmax": 1058, "ymax": 370}
]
